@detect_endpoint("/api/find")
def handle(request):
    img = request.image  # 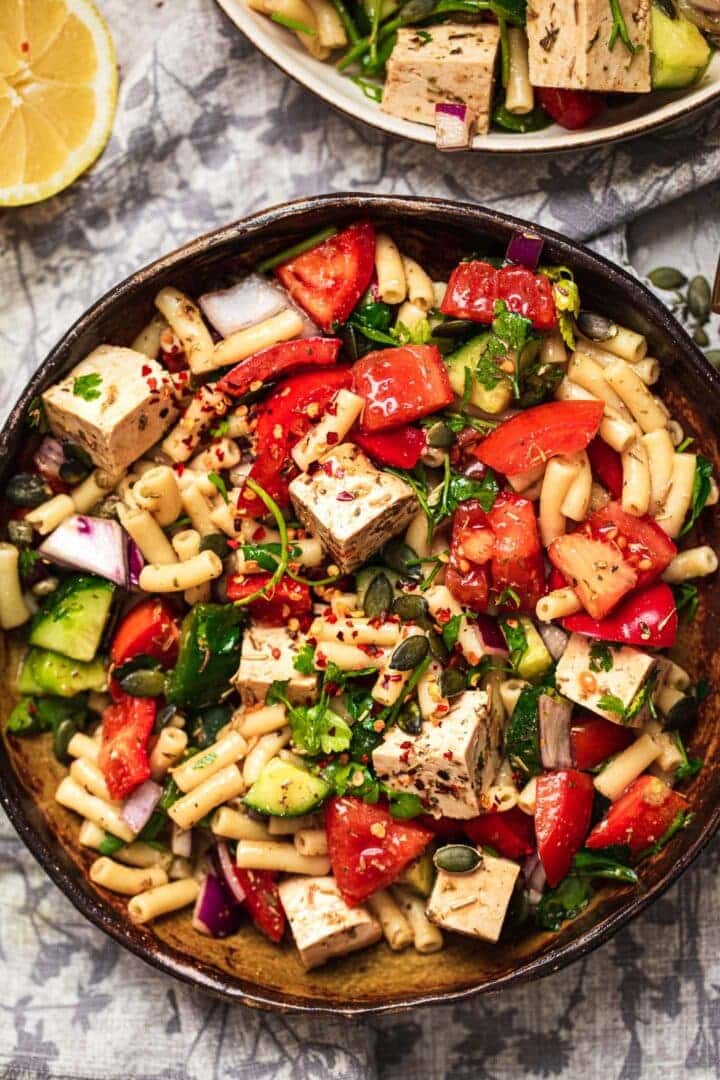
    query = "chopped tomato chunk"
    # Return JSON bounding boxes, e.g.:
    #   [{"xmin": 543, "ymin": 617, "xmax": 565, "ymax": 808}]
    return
[
  {"xmin": 352, "ymin": 425, "xmax": 426, "ymax": 468},
  {"xmin": 226, "ymin": 573, "xmax": 312, "ymax": 624},
  {"xmin": 570, "ymin": 715, "xmax": 635, "ymax": 771},
  {"xmin": 441, "ymin": 261, "xmax": 557, "ymax": 330},
  {"xmin": 233, "ymin": 868, "xmax": 285, "ymax": 942},
  {"xmin": 587, "ymin": 437, "xmax": 623, "ymax": 500},
  {"xmin": 464, "ymin": 806, "xmax": 535, "ymax": 860},
  {"xmin": 536, "ymin": 87, "xmax": 604, "ymax": 131},
  {"xmin": 586, "ymin": 775, "xmax": 688, "ymax": 856},
  {"xmin": 535, "ymin": 769, "xmax": 594, "ymax": 887},
  {"xmin": 549, "ymin": 532, "xmax": 638, "ymax": 619},
  {"xmin": 353, "ymin": 345, "xmax": 454, "ymax": 432},
  {"xmin": 497, "ymin": 265, "xmax": 557, "ymax": 331},
  {"xmin": 563, "ymin": 582, "xmax": 678, "ymax": 649},
  {"xmin": 487, "ymin": 492, "xmax": 546, "ymax": 611},
  {"xmin": 110, "ymin": 599, "xmax": 180, "ymax": 669},
  {"xmin": 473, "ymin": 401, "xmax": 604, "ymax": 476},
  {"xmin": 98, "ymin": 693, "xmax": 156, "ymax": 801},
  {"xmin": 584, "ymin": 501, "xmax": 677, "ymax": 590},
  {"xmin": 447, "ymin": 499, "xmax": 492, "ymax": 612},
  {"xmin": 216, "ymin": 337, "xmax": 341, "ymax": 398}
]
